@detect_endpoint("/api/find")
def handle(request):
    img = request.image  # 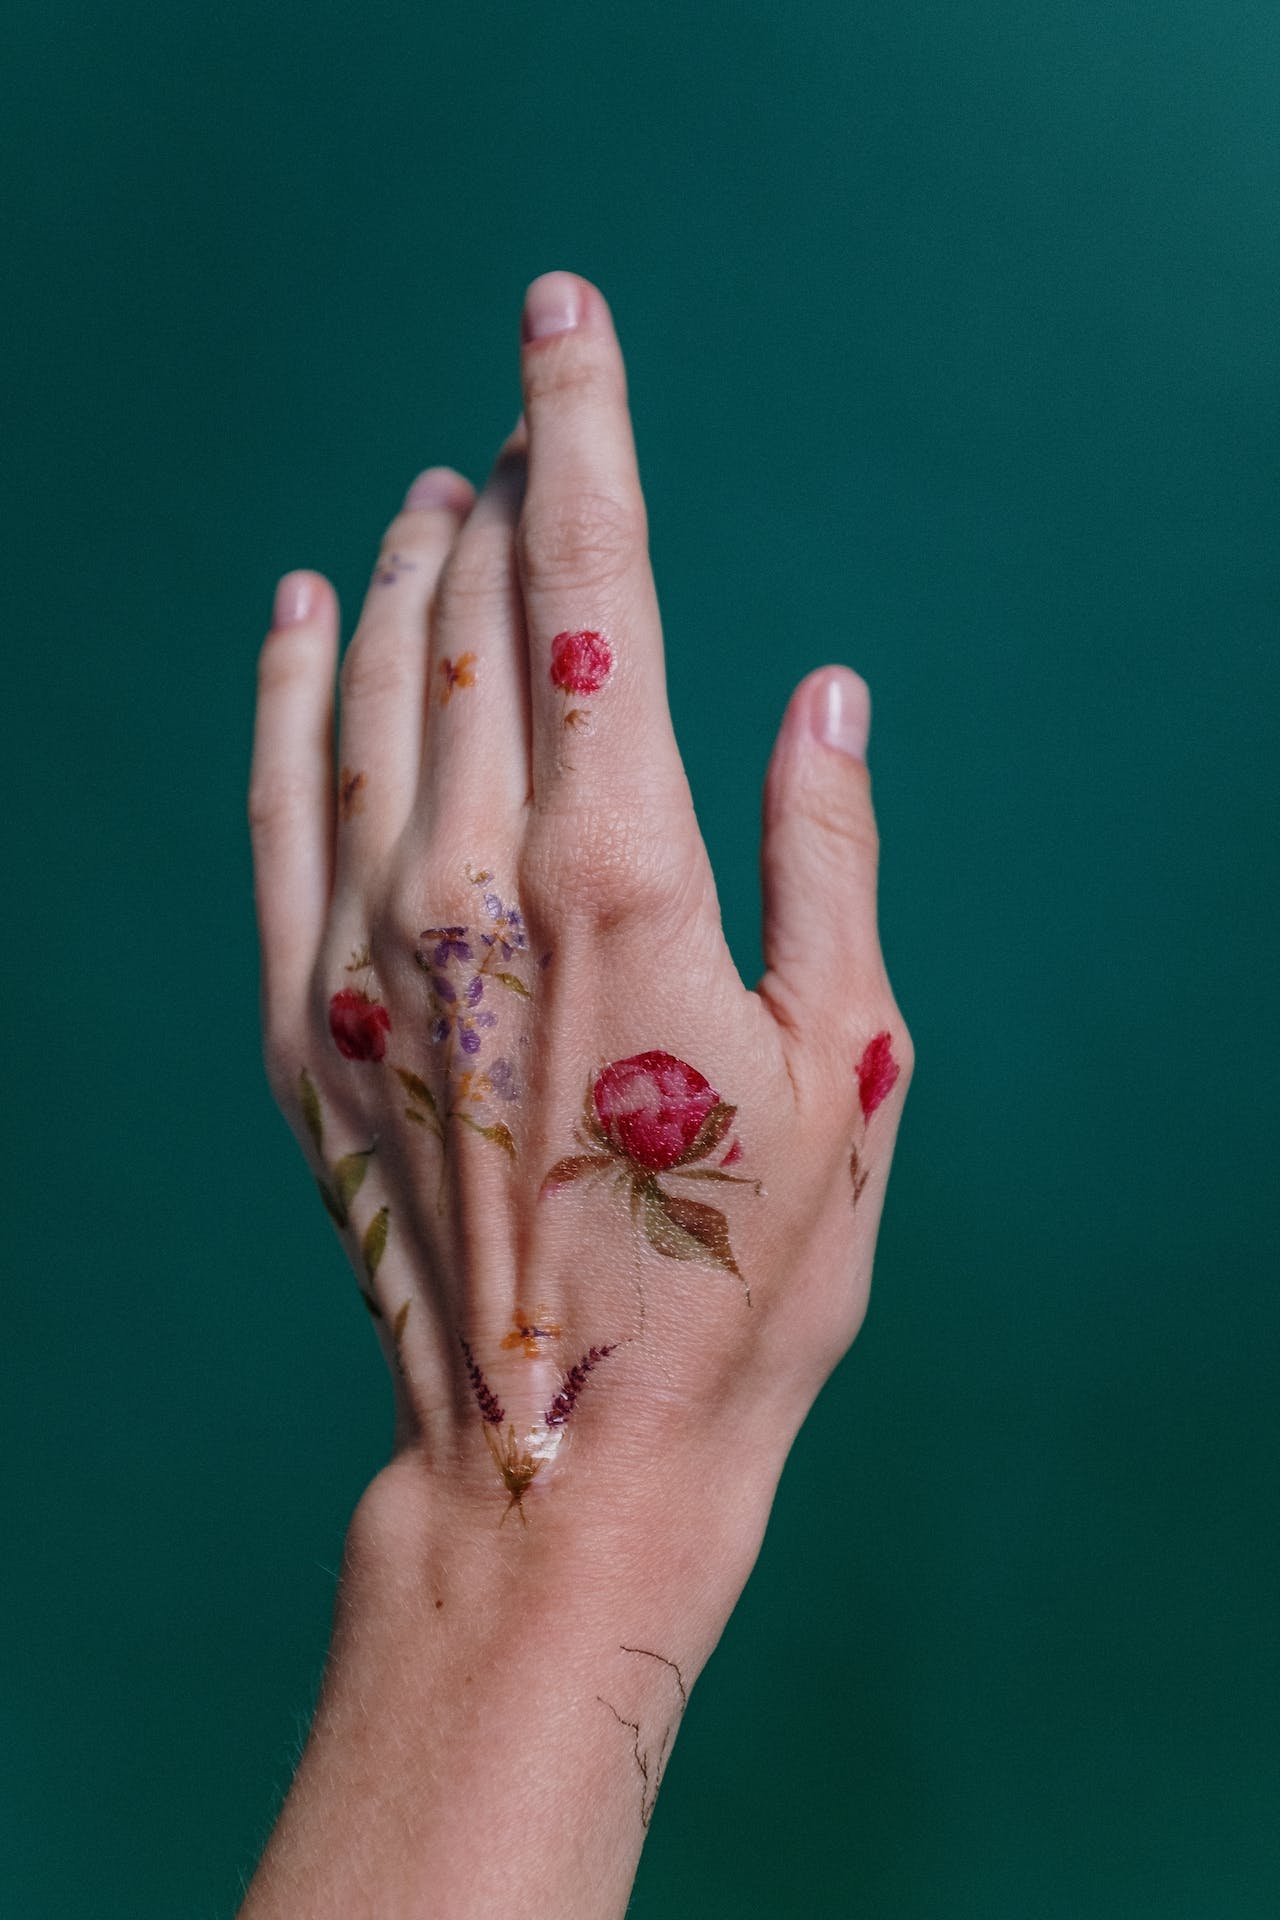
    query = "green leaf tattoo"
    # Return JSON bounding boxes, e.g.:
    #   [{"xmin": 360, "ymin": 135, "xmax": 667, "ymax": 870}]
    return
[
  {"xmin": 540, "ymin": 1153, "xmax": 614, "ymax": 1192},
  {"xmin": 395, "ymin": 1067, "xmax": 438, "ymax": 1116},
  {"xmin": 332, "ymin": 1148, "xmax": 374, "ymax": 1216},
  {"xmin": 300, "ymin": 1068, "xmax": 324, "ymax": 1153},
  {"xmin": 458, "ymin": 1113, "xmax": 517, "ymax": 1159},
  {"xmin": 363, "ymin": 1204, "xmax": 389, "ymax": 1280},
  {"xmin": 640, "ymin": 1180, "xmax": 743, "ymax": 1281}
]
